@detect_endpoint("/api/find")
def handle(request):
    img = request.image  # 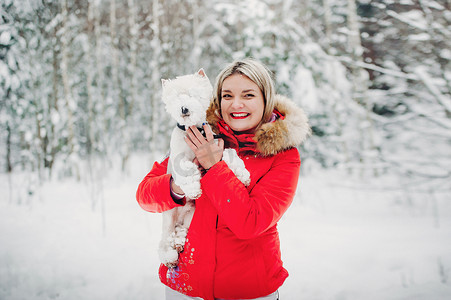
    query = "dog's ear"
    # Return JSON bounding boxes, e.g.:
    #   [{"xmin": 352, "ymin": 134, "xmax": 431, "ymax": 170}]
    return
[
  {"xmin": 197, "ymin": 68, "xmax": 206, "ymax": 77},
  {"xmin": 161, "ymin": 79, "xmax": 169, "ymax": 86}
]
